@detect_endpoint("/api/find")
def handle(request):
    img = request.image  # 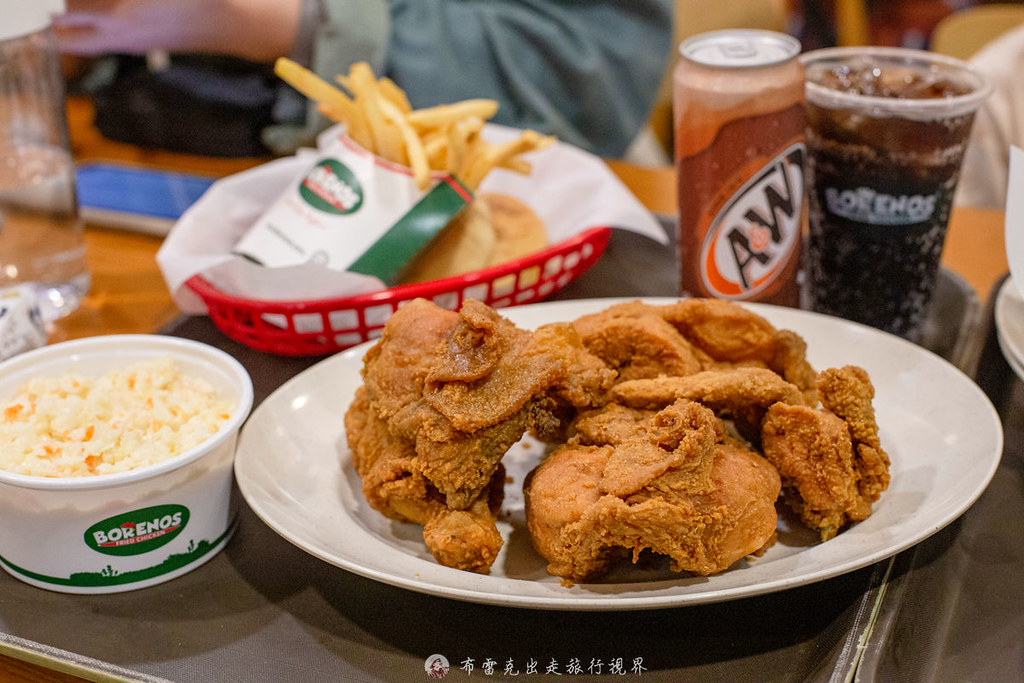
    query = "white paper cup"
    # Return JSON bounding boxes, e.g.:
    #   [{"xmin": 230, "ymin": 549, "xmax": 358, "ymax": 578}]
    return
[{"xmin": 0, "ymin": 335, "xmax": 253, "ymax": 593}]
